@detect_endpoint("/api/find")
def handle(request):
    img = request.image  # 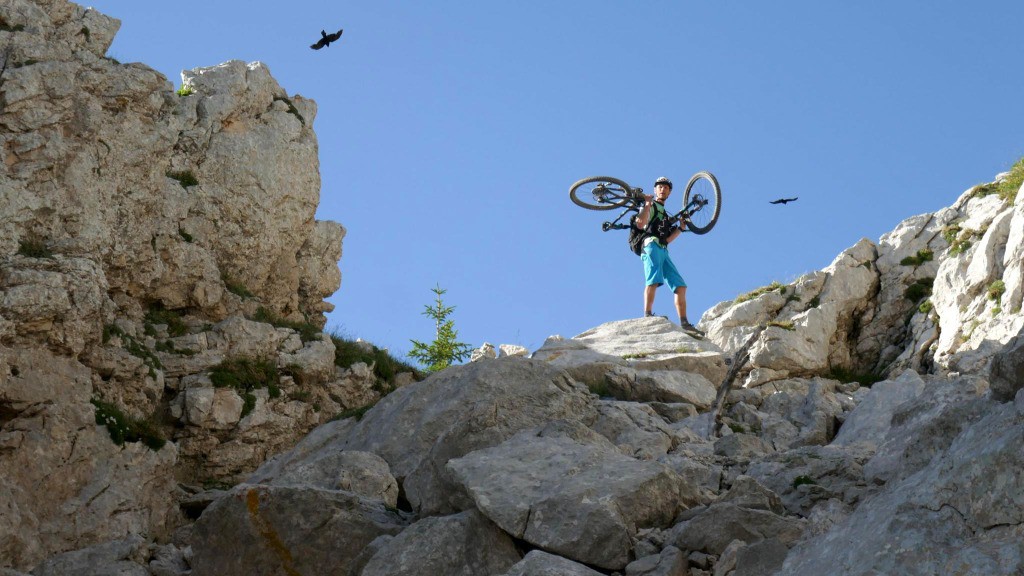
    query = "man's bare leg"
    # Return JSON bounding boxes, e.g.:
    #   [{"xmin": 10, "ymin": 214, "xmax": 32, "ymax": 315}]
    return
[
  {"xmin": 675, "ymin": 286, "xmax": 687, "ymax": 323},
  {"xmin": 644, "ymin": 284, "xmax": 658, "ymax": 315}
]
